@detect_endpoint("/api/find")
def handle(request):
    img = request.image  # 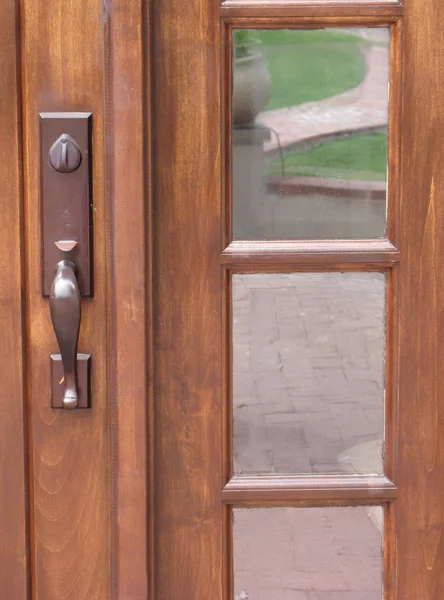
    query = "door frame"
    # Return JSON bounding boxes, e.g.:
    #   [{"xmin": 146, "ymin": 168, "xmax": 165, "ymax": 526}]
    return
[{"xmin": 0, "ymin": 1, "xmax": 29, "ymax": 596}]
